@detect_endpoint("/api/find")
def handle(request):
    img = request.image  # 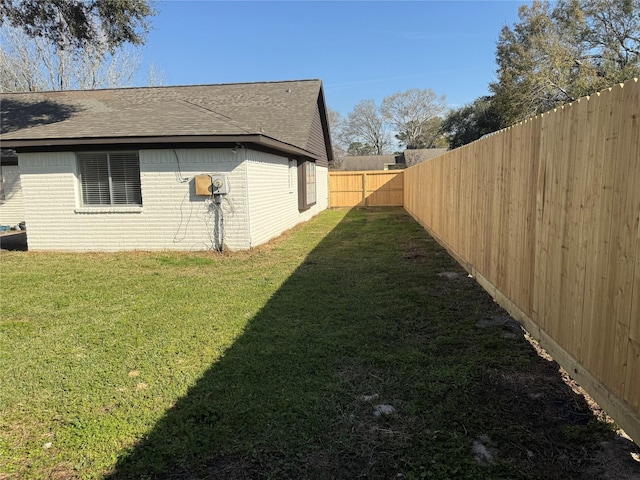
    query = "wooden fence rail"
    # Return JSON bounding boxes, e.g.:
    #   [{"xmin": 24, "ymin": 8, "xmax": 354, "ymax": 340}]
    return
[
  {"xmin": 329, "ymin": 170, "xmax": 403, "ymax": 207},
  {"xmin": 404, "ymin": 78, "xmax": 640, "ymax": 443}
]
